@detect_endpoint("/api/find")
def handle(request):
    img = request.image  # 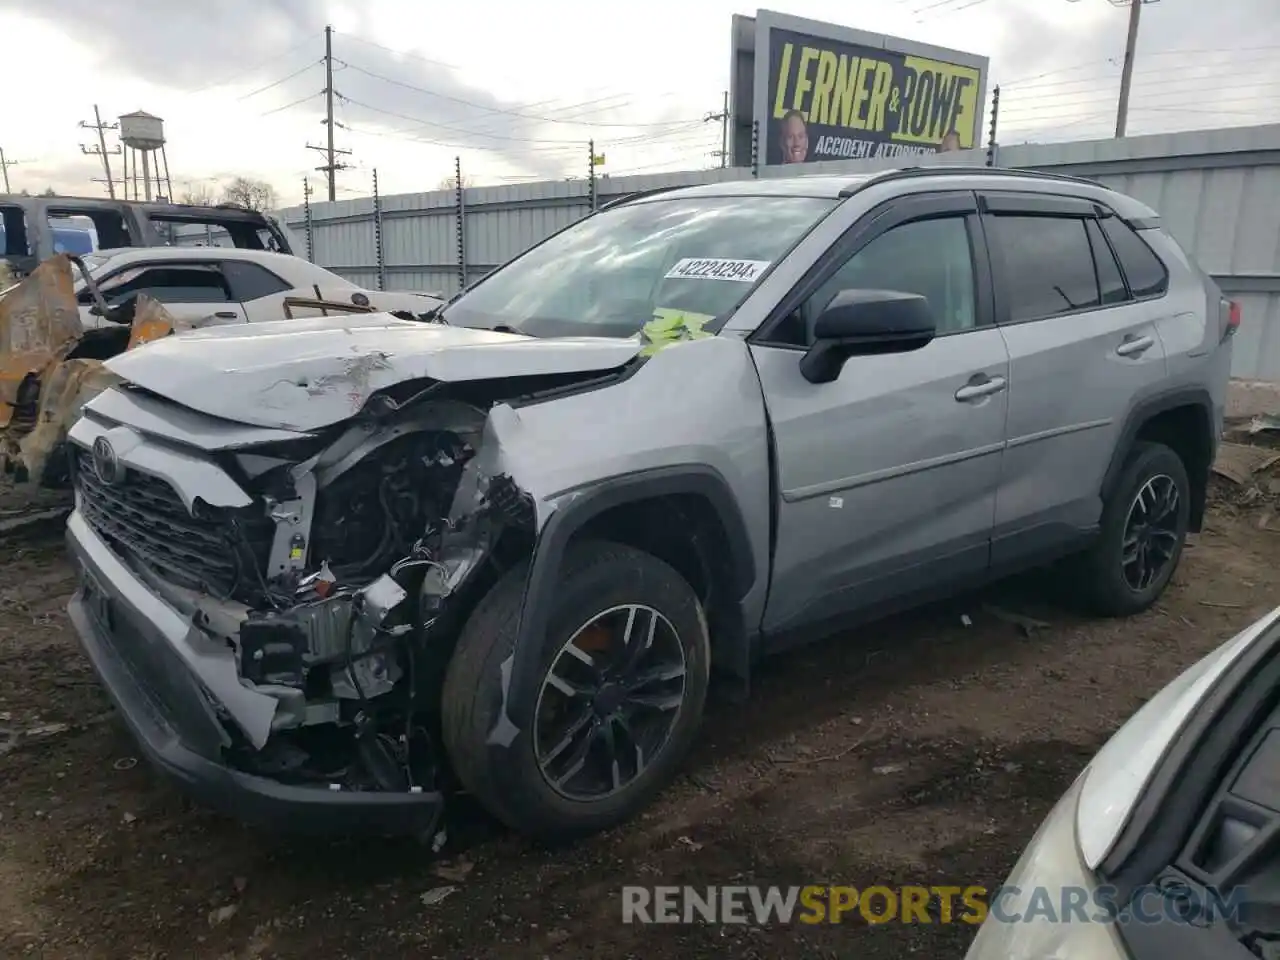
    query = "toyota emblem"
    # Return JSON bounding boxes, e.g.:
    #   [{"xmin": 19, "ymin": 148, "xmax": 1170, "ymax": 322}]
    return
[{"xmin": 91, "ymin": 436, "xmax": 124, "ymax": 485}]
